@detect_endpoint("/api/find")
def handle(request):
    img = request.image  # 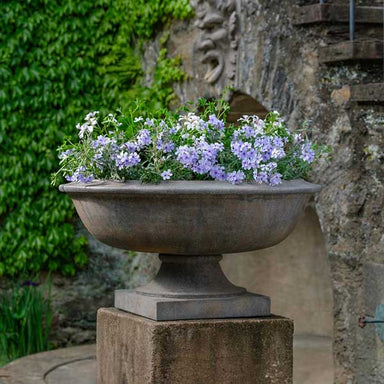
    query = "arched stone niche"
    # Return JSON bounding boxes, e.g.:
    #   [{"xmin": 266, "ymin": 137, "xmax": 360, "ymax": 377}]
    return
[
  {"xmin": 227, "ymin": 92, "xmax": 269, "ymax": 122},
  {"xmin": 222, "ymin": 206, "xmax": 333, "ymax": 337}
]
